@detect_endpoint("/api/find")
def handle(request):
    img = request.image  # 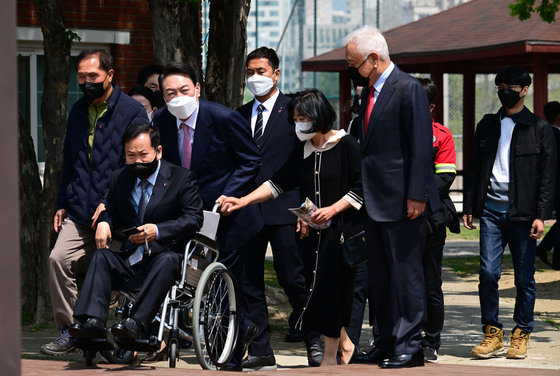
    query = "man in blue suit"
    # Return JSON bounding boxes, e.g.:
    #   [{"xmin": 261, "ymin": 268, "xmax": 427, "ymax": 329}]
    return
[
  {"xmin": 153, "ymin": 62, "xmax": 262, "ymax": 370},
  {"xmin": 345, "ymin": 26, "xmax": 439, "ymax": 368},
  {"xmin": 236, "ymin": 47, "xmax": 322, "ymax": 371}
]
